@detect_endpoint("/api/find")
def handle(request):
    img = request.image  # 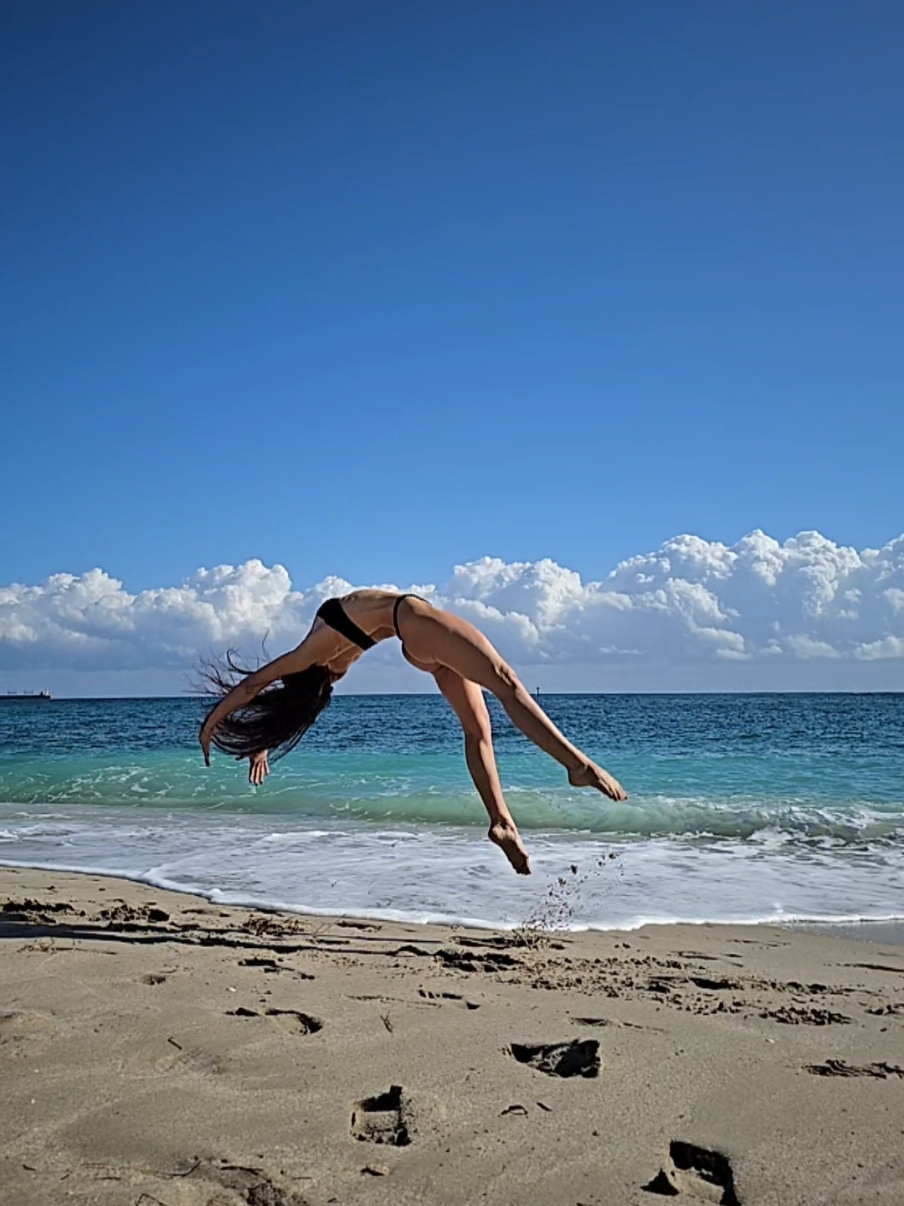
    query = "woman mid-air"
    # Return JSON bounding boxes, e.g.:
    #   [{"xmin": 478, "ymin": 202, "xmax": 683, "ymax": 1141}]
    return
[{"xmin": 198, "ymin": 591, "xmax": 627, "ymax": 875}]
